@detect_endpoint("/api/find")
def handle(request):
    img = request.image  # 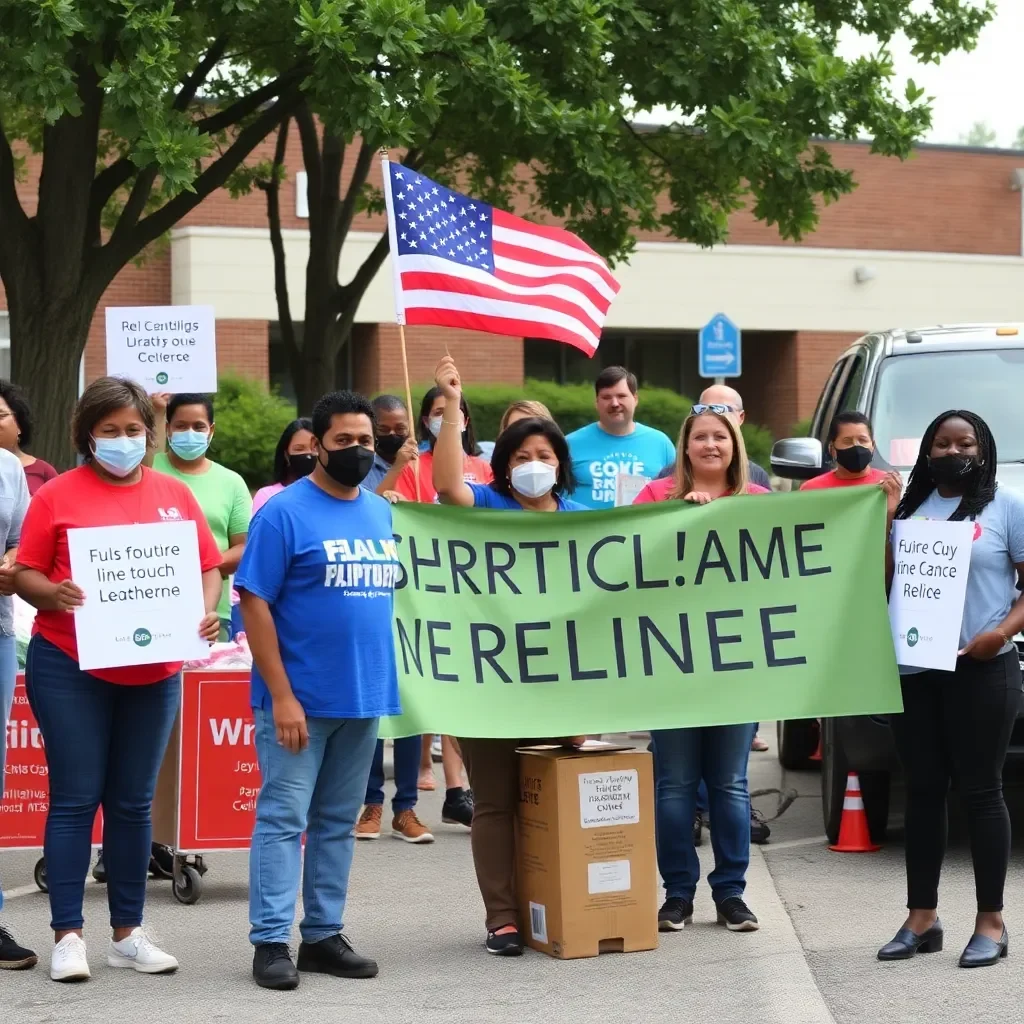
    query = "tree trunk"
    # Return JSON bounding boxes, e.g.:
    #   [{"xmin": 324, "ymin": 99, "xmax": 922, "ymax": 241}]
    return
[{"xmin": 9, "ymin": 299, "xmax": 95, "ymax": 469}]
